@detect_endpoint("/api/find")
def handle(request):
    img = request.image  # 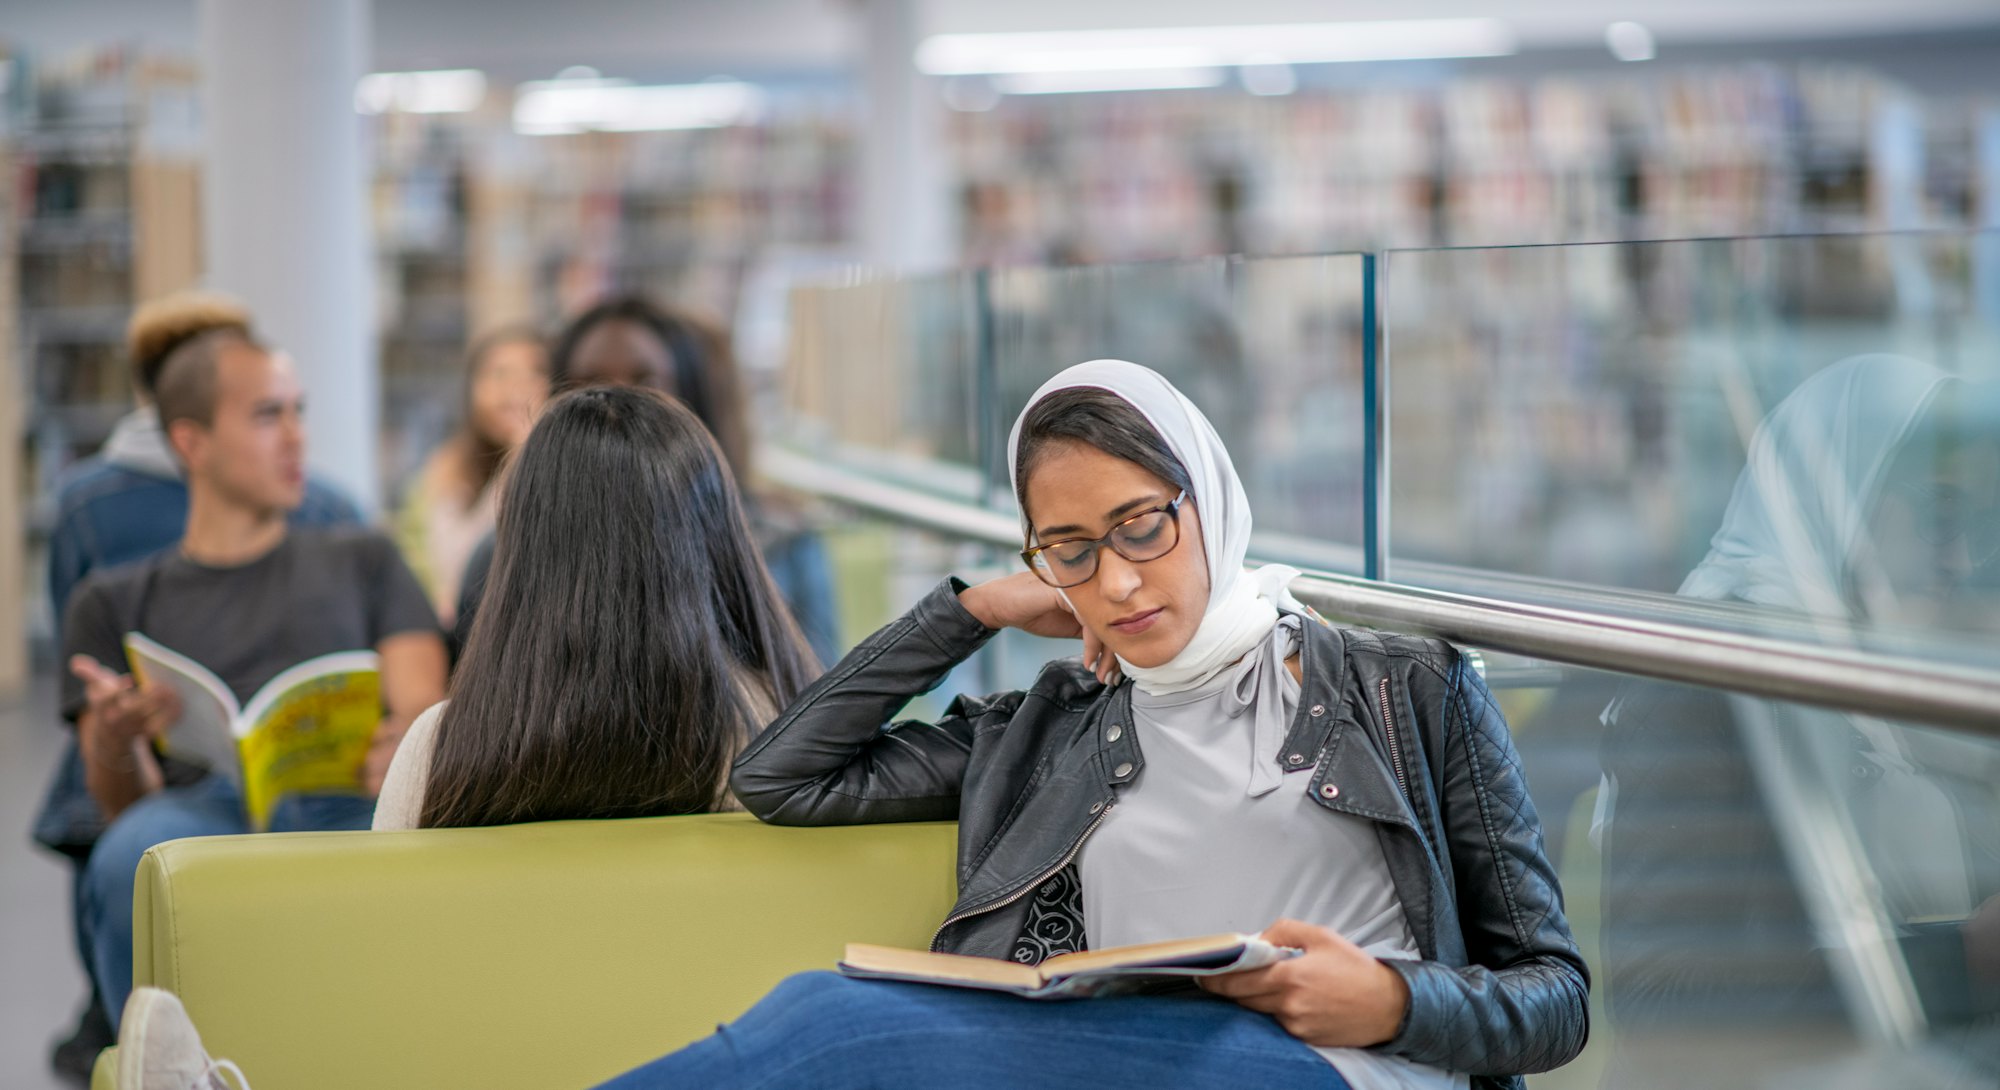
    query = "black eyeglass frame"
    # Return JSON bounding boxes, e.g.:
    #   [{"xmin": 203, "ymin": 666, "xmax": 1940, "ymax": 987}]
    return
[{"xmin": 1021, "ymin": 490, "xmax": 1189, "ymax": 589}]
